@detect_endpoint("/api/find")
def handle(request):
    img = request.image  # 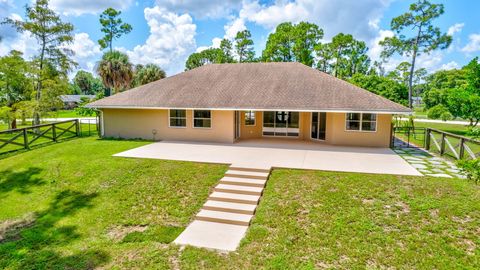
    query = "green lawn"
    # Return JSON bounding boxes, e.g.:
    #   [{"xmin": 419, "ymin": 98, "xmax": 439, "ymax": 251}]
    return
[
  {"xmin": 49, "ymin": 110, "xmax": 85, "ymax": 118},
  {"xmin": 1, "ymin": 138, "xmax": 479, "ymax": 269}
]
